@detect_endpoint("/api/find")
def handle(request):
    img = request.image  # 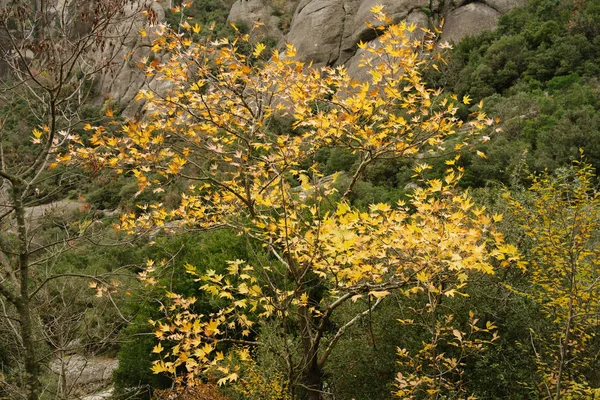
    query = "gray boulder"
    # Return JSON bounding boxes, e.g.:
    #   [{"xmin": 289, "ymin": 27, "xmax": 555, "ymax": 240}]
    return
[
  {"xmin": 285, "ymin": 0, "xmax": 431, "ymax": 68},
  {"xmin": 228, "ymin": 0, "xmax": 284, "ymax": 40},
  {"xmin": 95, "ymin": 1, "xmax": 167, "ymax": 118},
  {"xmin": 441, "ymin": 2, "xmax": 500, "ymax": 44},
  {"xmin": 286, "ymin": 0, "xmax": 348, "ymax": 67},
  {"xmin": 222, "ymin": 0, "xmax": 532, "ymax": 81},
  {"xmin": 351, "ymin": 0, "xmax": 429, "ymax": 43},
  {"xmin": 484, "ymin": 0, "xmax": 529, "ymax": 13},
  {"xmin": 50, "ymin": 355, "xmax": 118, "ymax": 397}
]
